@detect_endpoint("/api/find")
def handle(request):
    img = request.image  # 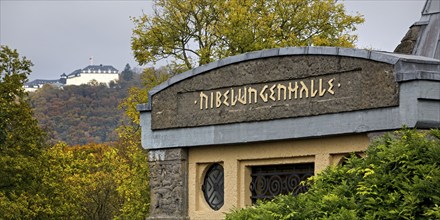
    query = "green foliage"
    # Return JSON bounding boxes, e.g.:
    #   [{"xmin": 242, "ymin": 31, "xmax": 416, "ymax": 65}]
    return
[
  {"xmin": 39, "ymin": 143, "xmax": 121, "ymax": 219},
  {"xmin": 226, "ymin": 129, "xmax": 440, "ymax": 220},
  {"xmin": 29, "ymin": 75, "xmax": 152, "ymax": 219},
  {"xmin": 119, "ymin": 66, "xmax": 171, "ymax": 125},
  {"xmin": 113, "ymin": 126, "xmax": 150, "ymax": 220},
  {"xmin": 0, "ymin": 45, "xmax": 47, "ymax": 218},
  {"xmin": 0, "ymin": 46, "xmax": 150, "ymax": 219},
  {"xmin": 121, "ymin": 63, "xmax": 134, "ymax": 81},
  {"xmin": 132, "ymin": 0, "xmax": 364, "ymax": 71},
  {"xmin": 111, "ymin": 66, "xmax": 172, "ymax": 219},
  {"xmin": 32, "ymin": 143, "xmax": 150, "ymax": 220}
]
